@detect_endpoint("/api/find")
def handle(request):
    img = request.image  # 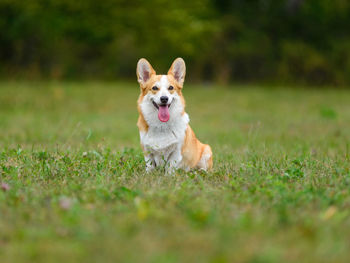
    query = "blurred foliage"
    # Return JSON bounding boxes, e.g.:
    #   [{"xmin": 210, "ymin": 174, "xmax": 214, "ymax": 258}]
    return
[{"xmin": 0, "ymin": 0, "xmax": 349, "ymax": 85}]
